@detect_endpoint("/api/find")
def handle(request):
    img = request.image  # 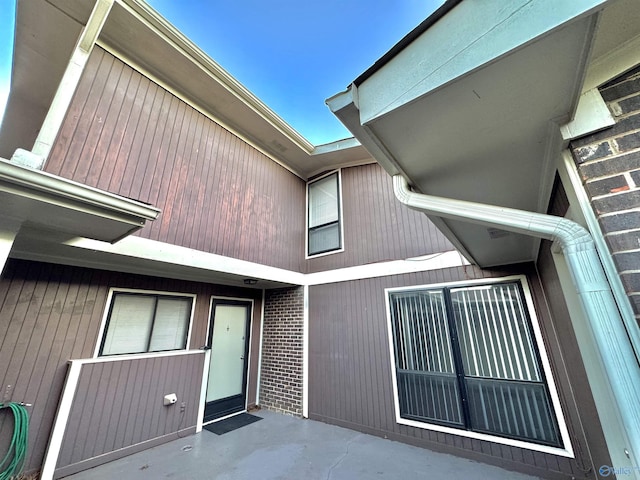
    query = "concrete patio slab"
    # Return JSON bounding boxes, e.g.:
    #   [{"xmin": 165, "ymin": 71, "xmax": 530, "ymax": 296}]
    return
[{"xmin": 63, "ymin": 410, "xmax": 542, "ymax": 479}]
